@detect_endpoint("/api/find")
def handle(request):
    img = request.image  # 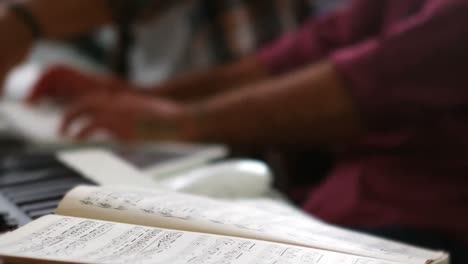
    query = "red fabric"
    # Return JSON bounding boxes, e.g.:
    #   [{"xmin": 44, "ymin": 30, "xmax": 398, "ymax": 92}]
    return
[{"xmin": 257, "ymin": 0, "xmax": 468, "ymax": 245}]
